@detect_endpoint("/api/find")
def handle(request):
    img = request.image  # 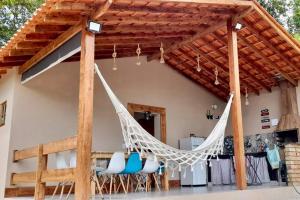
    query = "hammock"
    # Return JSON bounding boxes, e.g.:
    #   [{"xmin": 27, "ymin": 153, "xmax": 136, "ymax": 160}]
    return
[{"xmin": 94, "ymin": 64, "xmax": 233, "ymax": 171}]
